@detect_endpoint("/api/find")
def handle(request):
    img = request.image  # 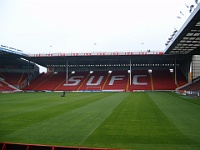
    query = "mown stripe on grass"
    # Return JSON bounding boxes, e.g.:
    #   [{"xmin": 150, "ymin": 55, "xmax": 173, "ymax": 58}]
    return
[
  {"xmin": 1, "ymin": 92, "xmax": 129, "ymax": 146},
  {"xmin": 148, "ymin": 92, "xmax": 200, "ymax": 144},
  {"xmin": 0, "ymin": 92, "xmax": 105, "ymax": 116},
  {"xmin": 0, "ymin": 92, "xmax": 111, "ymax": 135},
  {"xmin": 83, "ymin": 92, "xmax": 196, "ymax": 149}
]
